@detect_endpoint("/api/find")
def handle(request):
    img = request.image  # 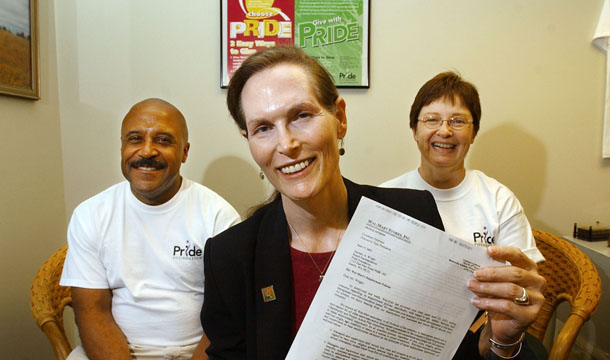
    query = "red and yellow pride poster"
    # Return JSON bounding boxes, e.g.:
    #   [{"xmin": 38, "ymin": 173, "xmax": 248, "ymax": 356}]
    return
[{"xmin": 222, "ymin": 0, "xmax": 295, "ymax": 86}]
